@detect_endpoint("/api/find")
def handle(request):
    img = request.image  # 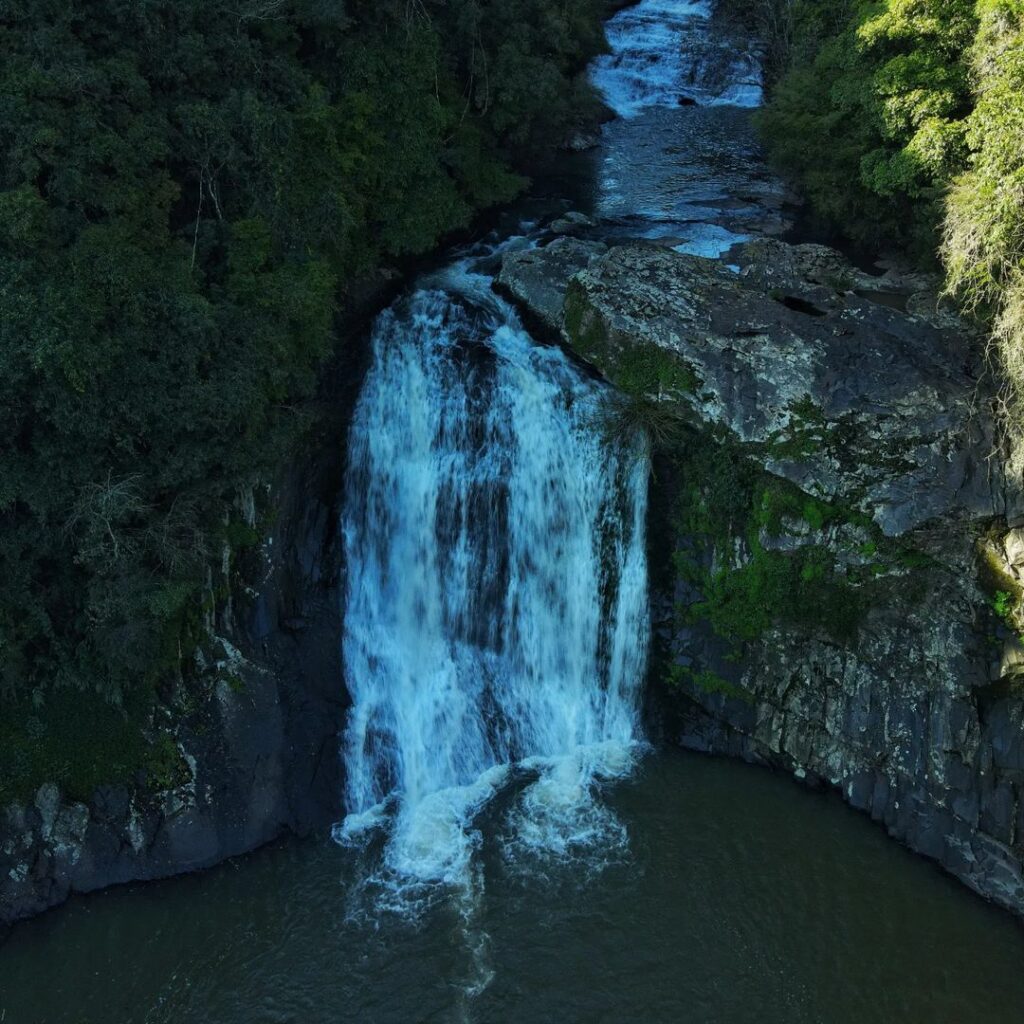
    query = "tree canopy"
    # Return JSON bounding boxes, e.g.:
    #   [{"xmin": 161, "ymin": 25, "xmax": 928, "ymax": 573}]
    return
[
  {"xmin": 758, "ymin": 0, "xmax": 1024, "ymax": 458},
  {"xmin": 0, "ymin": 0, "xmax": 610, "ymax": 707}
]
